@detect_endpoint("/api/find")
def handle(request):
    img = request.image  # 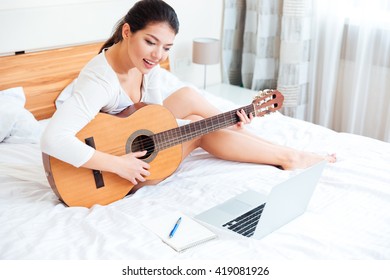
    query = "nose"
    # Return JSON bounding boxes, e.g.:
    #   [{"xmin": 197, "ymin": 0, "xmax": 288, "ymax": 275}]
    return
[{"xmin": 151, "ymin": 47, "xmax": 163, "ymax": 61}]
